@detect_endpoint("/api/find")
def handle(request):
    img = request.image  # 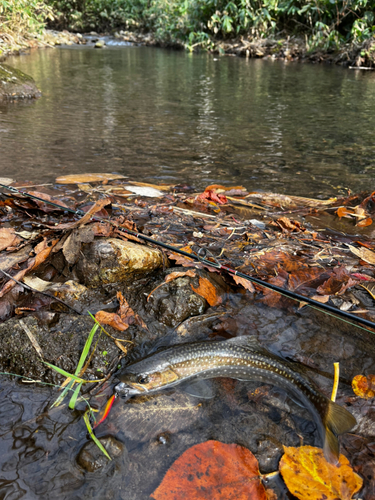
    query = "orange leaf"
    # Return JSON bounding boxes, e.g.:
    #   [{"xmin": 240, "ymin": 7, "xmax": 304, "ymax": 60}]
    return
[
  {"xmin": 352, "ymin": 374, "xmax": 375, "ymax": 399},
  {"xmin": 191, "ymin": 276, "xmax": 222, "ymax": 306},
  {"xmin": 95, "ymin": 310, "xmax": 128, "ymax": 331},
  {"xmin": 151, "ymin": 440, "xmax": 267, "ymax": 500},
  {"xmin": 280, "ymin": 446, "xmax": 363, "ymax": 500},
  {"xmin": 336, "ymin": 207, "xmax": 354, "ymax": 218},
  {"xmin": 233, "ymin": 275, "xmax": 255, "ymax": 292},
  {"xmin": 356, "ymin": 217, "xmax": 372, "ymax": 227}
]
